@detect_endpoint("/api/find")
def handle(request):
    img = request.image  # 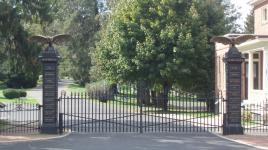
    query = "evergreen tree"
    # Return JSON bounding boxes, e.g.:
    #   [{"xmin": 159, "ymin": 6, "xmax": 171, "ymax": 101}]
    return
[
  {"xmin": 0, "ymin": 1, "xmax": 52, "ymax": 88},
  {"xmin": 38, "ymin": 0, "xmax": 100, "ymax": 86},
  {"xmin": 244, "ymin": 9, "xmax": 254, "ymax": 34}
]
